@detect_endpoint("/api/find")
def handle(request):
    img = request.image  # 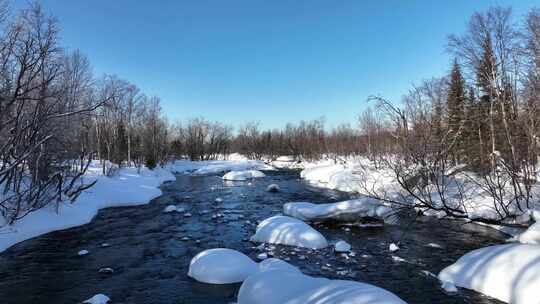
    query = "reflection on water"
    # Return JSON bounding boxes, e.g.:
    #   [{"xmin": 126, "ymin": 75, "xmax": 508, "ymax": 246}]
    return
[{"xmin": 0, "ymin": 170, "xmax": 506, "ymax": 304}]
